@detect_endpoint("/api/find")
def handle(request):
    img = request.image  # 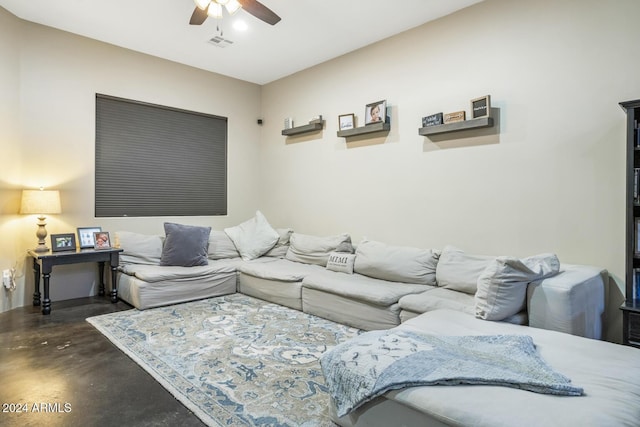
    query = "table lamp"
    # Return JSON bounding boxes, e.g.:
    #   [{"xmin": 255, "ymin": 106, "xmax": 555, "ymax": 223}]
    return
[{"xmin": 20, "ymin": 188, "xmax": 62, "ymax": 252}]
